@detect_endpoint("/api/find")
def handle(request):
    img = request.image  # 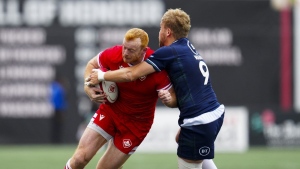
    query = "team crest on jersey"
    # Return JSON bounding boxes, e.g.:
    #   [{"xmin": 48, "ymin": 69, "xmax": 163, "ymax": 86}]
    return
[
  {"xmin": 139, "ymin": 76, "xmax": 146, "ymax": 81},
  {"xmin": 123, "ymin": 139, "xmax": 132, "ymax": 148}
]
